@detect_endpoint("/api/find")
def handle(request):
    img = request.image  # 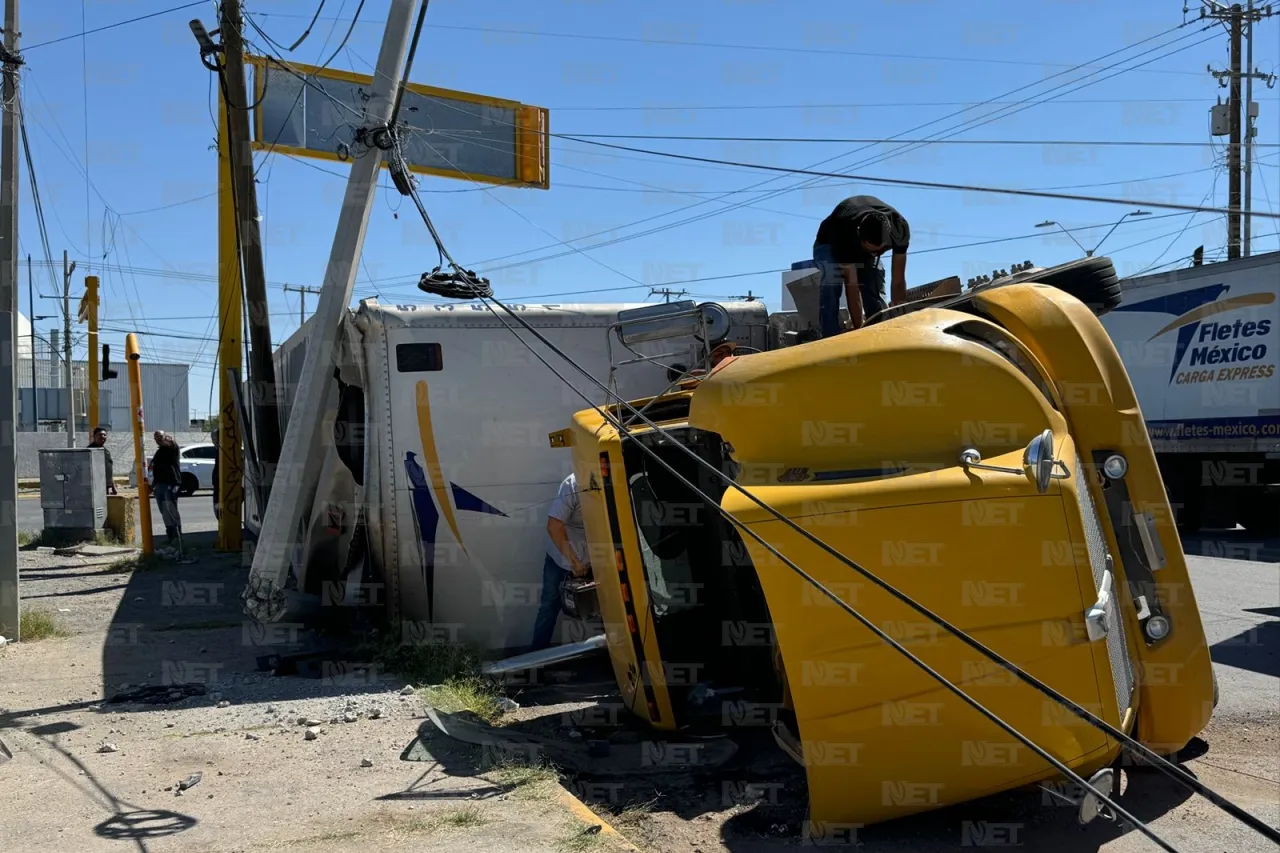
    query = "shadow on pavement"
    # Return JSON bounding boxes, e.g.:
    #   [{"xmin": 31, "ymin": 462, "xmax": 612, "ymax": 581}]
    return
[
  {"xmin": 1179, "ymin": 528, "xmax": 1280, "ymax": 563},
  {"xmin": 96, "ymin": 530, "xmax": 396, "ymax": 714},
  {"xmin": 1210, "ymin": 619, "xmax": 1280, "ymax": 678},
  {"xmin": 24, "ymin": 725, "xmax": 198, "ymax": 850}
]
